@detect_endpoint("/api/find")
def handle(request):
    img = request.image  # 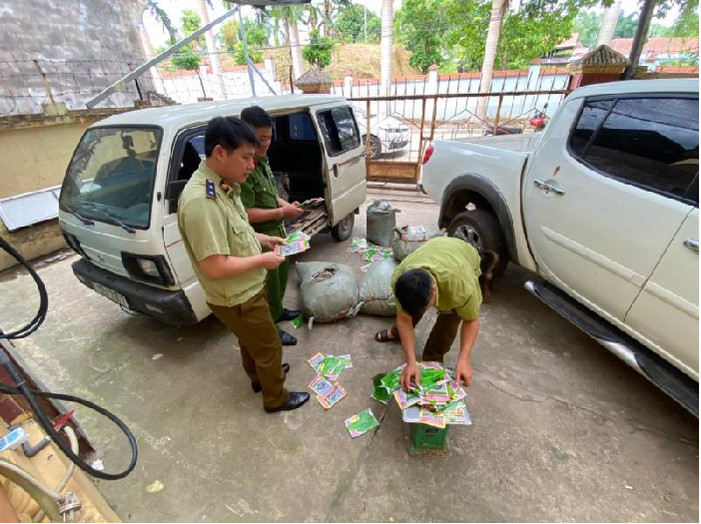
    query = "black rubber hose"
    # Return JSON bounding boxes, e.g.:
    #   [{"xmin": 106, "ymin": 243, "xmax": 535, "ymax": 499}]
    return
[
  {"xmin": 0, "ymin": 236, "xmax": 47, "ymax": 340},
  {"xmin": 0, "ymin": 350, "xmax": 137, "ymax": 480},
  {"xmin": 0, "ymin": 235, "xmax": 137, "ymax": 479}
]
